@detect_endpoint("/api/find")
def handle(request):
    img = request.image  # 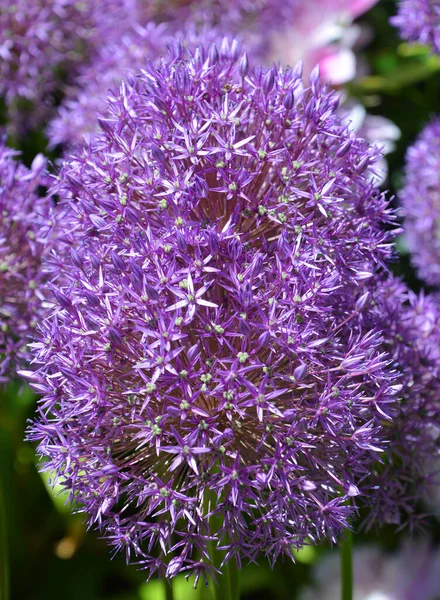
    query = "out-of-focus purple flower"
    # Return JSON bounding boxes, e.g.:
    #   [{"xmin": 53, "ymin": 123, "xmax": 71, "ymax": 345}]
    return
[
  {"xmin": 29, "ymin": 45, "xmax": 398, "ymax": 582},
  {"xmin": 0, "ymin": 0, "xmax": 126, "ymax": 128},
  {"xmin": 0, "ymin": 143, "xmax": 53, "ymax": 381},
  {"xmin": 146, "ymin": 0, "xmax": 300, "ymax": 32},
  {"xmin": 301, "ymin": 540, "xmax": 440, "ymax": 600},
  {"xmin": 47, "ymin": 22, "xmax": 172, "ymax": 147},
  {"xmin": 399, "ymin": 118, "xmax": 440, "ymax": 286},
  {"xmin": 391, "ymin": 0, "xmax": 440, "ymax": 53},
  {"xmin": 364, "ymin": 280, "xmax": 440, "ymax": 529},
  {"xmin": 48, "ymin": 0, "xmax": 302, "ymax": 147}
]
